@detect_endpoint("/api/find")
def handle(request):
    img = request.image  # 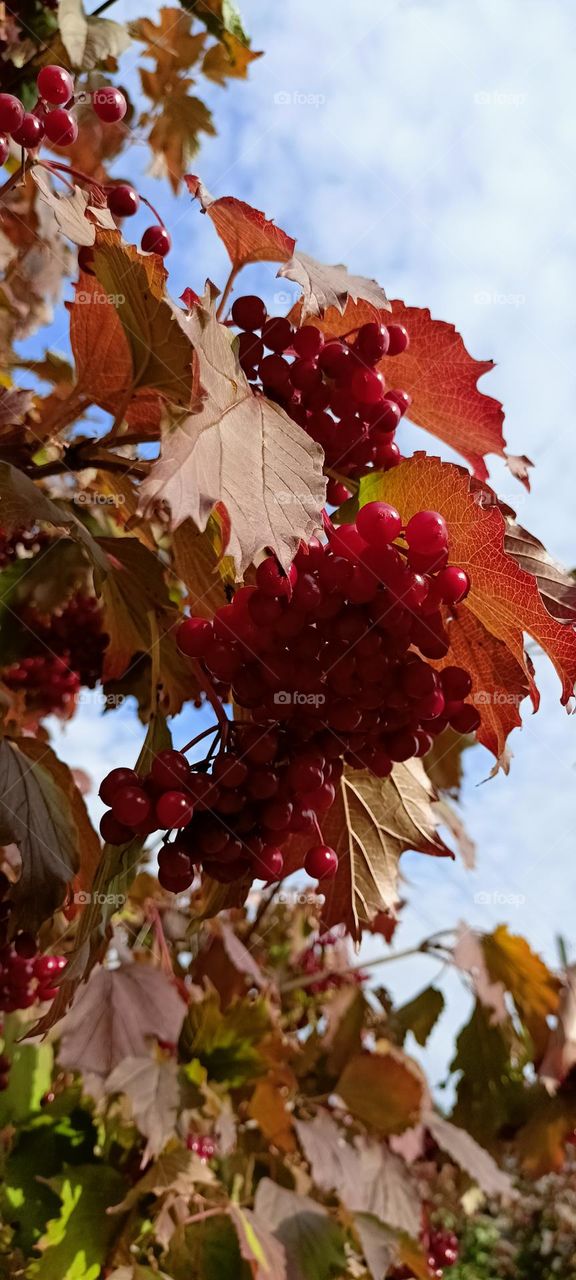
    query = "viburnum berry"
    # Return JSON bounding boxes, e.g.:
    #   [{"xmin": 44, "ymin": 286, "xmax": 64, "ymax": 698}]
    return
[
  {"xmin": 141, "ymin": 225, "xmax": 171, "ymax": 256},
  {"xmin": 350, "ymin": 367, "xmax": 386, "ymax": 405},
  {"xmin": 0, "ymin": 94, "xmax": 24, "ymax": 134},
  {"xmin": 354, "ymin": 321, "xmax": 390, "ymax": 363},
  {"xmin": 304, "ymin": 844, "xmax": 338, "ymax": 880},
  {"xmin": 326, "ymin": 479, "xmax": 351, "ymax": 506},
  {"xmin": 231, "ymin": 295, "xmax": 267, "ymax": 330},
  {"xmin": 99, "ymin": 766, "xmax": 139, "ymax": 805},
  {"xmin": 356, "ymin": 500, "xmax": 402, "ymax": 545},
  {"xmin": 386, "ymin": 322, "xmax": 410, "ymax": 355},
  {"xmin": 253, "ymin": 844, "xmax": 284, "ymax": 881},
  {"xmin": 107, "ymin": 183, "xmax": 140, "ymax": 217},
  {"xmin": 405, "ymin": 510, "xmax": 448, "ymax": 556},
  {"xmin": 177, "ymin": 616, "xmax": 213, "ymax": 658},
  {"xmin": 37, "ymin": 65, "xmax": 74, "ymax": 106},
  {"xmin": 437, "ymin": 565, "xmax": 470, "ymax": 604},
  {"xmin": 43, "ymin": 108, "xmax": 78, "ymax": 147},
  {"xmin": 92, "ymin": 86, "xmax": 127, "ymax": 123},
  {"xmin": 111, "ymin": 785, "xmax": 151, "ymax": 828},
  {"xmin": 293, "ymin": 325, "xmax": 323, "ymax": 358},
  {"xmin": 99, "ymin": 810, "xmax": 132, "ymax": 845},
  {"xmin": 262, "ymin": 315, "xmax": 293, "ymax": 353},
  {"xmin": 151, "ymin": 749, "xmax": 191, "ymax": 791},
  {"xmin": 256, "ymin": 556, "xmax": 297, "ymax": 598},
  {"xmin": 449, "ymin": 703, "xmax": 481, "ymax": 734},
  {"xmin": 155, "ymin": 790, "xmax": 195, "ymax": 829},
  {"xmin": 11, "ymin": 113, "xmax": 44, "ymax": 149},
  {"xmin": 187, "ymin": 1133, "xmax": 216, "ymax": 1159},
  {"xmin": 440, "ymin": 666, "xmax": 473, "ymax": 700}
]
